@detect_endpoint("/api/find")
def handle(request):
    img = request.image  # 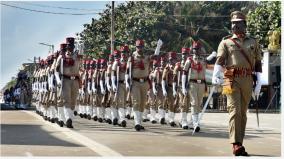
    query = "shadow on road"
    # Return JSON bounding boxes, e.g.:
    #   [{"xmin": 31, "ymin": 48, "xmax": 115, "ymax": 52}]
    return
[{"xmin": 1, "ymin": 124, "xmax": 82, "ymax": 147}]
